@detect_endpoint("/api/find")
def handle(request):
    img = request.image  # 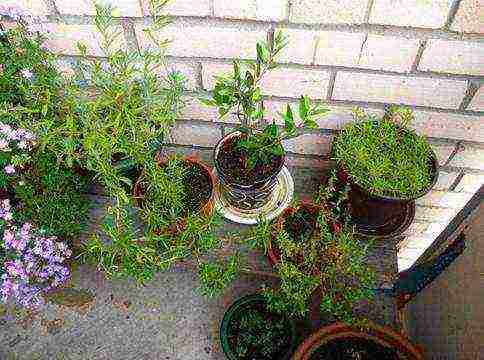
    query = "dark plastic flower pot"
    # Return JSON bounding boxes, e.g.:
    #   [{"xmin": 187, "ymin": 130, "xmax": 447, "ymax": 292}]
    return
[
  {"xmin": 220, "ymin": 293, "xmax": 297, "ymax": 360},
  {"xmin": 213, "ymin": 131, "xmax": 285, "ymax": 210},
  {"xmin": 292, "ymin": 321, "xmax": 424, "ymax": 360}
]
